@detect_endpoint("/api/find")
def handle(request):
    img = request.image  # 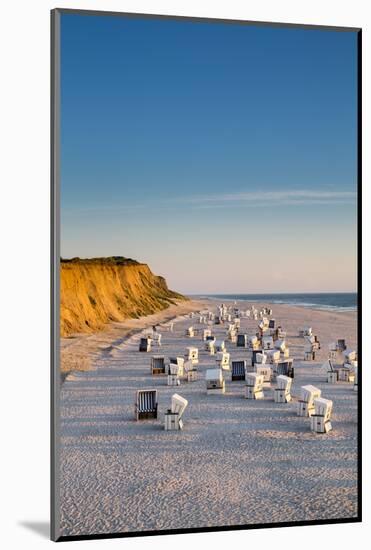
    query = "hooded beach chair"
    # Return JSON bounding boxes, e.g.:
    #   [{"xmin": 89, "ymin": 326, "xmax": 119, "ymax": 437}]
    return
[
  {"xmin": 215, "ymin": 340, "xmax": 226, "ymax": 352},
  {"xmin": 236, "ymin": 333, "xmax": 248, "ymax": 347},
  {"xmin": 216, "ymin": 351, "xmax": 230, "ymax": 370},
  {"xmin": 276, "ymin": 359, "xmax": 294, "ymax": 378},
  {"xmin": 164, "ymin": 393, "xmax": 188, "ymax": 430},
  {"xmin": 231, "ymin": 360, "xmax": 247, "ymax": 381},
  {"xmin": 262, "ymin": 335, "xmax": 274, "ymax": 350},
  {"xmin": 205, "ymin": 339, "xmax": 215, "ymax": 354},
  {"xmin": 185, "ymin": 346, "xmax": 199, "ymax": 364},
  {"xmin": 249, "ymin": 335, "xmax": 260, "ymax": 350},
  {"xmin": 245, "ymin": 372, "xmax": 264, "ymax": 399},
  {"xmin": 297, "ymin": 385, "xmax": 321, "ymax": 417},
  {"xmin": 206, "ymin": 368, "xmax": 225, "ymax": 394},
  {"xmin": 186, "ymin": 326, "xmax": 195, "ymax": 337},
  {"xmin": 274, "ymin": 339, "xmax": 286, "ymax": 353},
  {"xmin": 310, "ymin": 397, "xmax": 333, "ymax": 433},
  {"xmin": 152, "ymin": 333, "xmax": 162, "ymax": 347},
  {"xmin": 265, "ymin": 349, "xmax": 281, "ymax": 365},
  {"xmin": 326, "ymin": 360, "xmax": 338, "ymax": 384},
  {"xmin": 255, "ymin": 365, "xmax": 272, "ymax": 385},
  {"xmin": 135, "ymin": 389, "xmax": 158, "ymax": 420},
  {"xmin": 139, "ymin": 337, "xmax": 152, "ymax": 352},
  {"xmin": 151, "ymin": 355, "xmax": 166, "ymax": 375},
  {"xmin": 274, "ymin": 375, "xmax": 292, "ymax": 403}
]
